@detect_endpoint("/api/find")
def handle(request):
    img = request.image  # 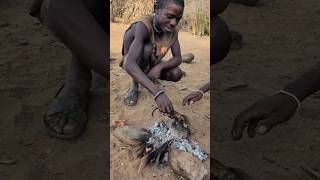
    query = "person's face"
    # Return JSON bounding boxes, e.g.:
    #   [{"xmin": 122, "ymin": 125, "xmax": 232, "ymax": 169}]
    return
[{"xmin": 156, "ymin": 3, "xmax": 184, "ymax": 33}]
